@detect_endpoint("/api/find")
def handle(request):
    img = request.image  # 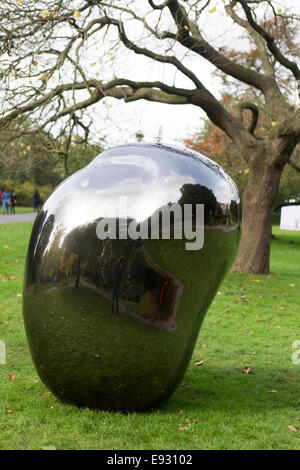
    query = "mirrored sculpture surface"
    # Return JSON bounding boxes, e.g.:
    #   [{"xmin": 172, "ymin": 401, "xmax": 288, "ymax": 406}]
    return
[{"xmin": 23, "ymin": 143, "xmax": 241, "ymax": 411}]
